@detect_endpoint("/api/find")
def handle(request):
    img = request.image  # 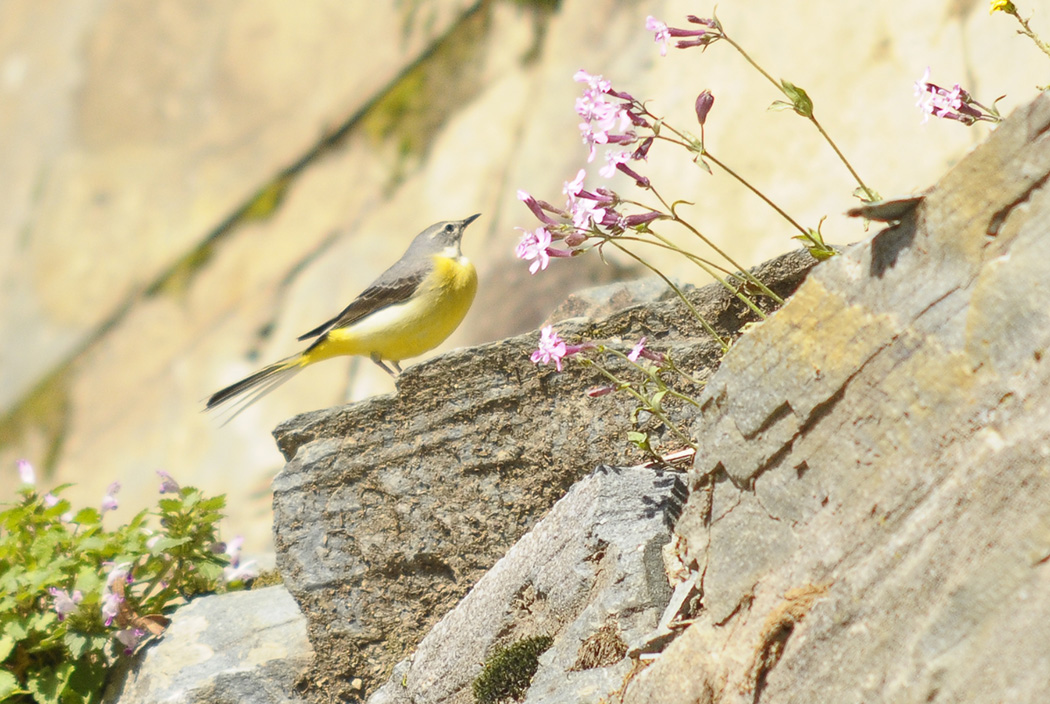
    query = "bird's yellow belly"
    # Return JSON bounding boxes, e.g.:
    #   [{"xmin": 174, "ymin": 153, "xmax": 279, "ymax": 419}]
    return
[{"xmin": 308, "ymin": 255, "xmax": 477, "ymax": 364}]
